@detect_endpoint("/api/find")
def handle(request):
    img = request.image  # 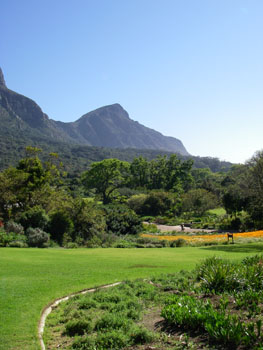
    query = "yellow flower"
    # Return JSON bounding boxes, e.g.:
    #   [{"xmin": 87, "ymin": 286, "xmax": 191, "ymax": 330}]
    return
[{"xmin": 141, "ymin": 231, "xmax": 263, "ymax": 243}]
